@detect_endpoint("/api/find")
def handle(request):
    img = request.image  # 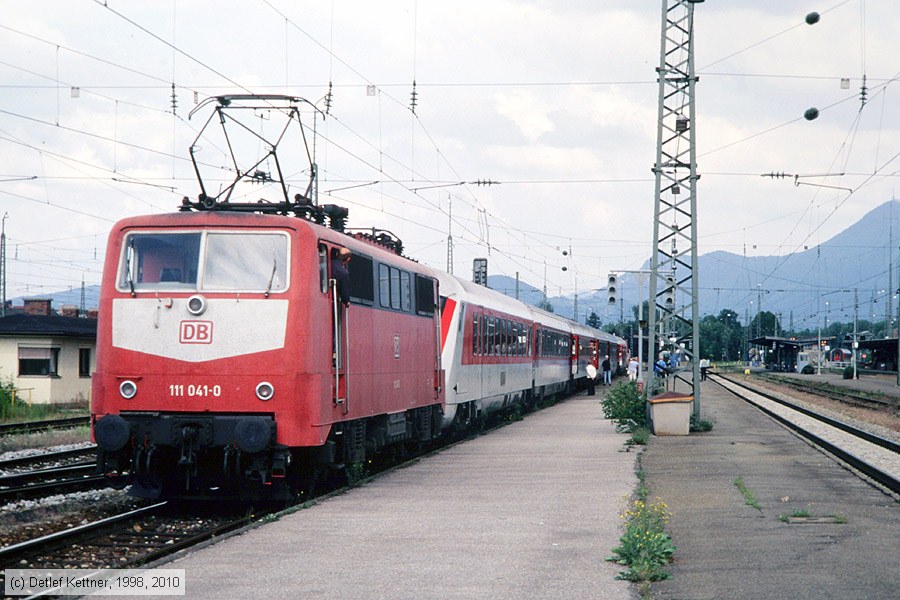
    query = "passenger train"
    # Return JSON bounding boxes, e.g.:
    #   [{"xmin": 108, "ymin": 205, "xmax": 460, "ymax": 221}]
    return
[
  {"xmin": 91, "ymin": 205, "xmax": 626, "ymax": 501},
  {"xmin": 90, "ymin": 94, "xmax": 628, "ymax": 501}
]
